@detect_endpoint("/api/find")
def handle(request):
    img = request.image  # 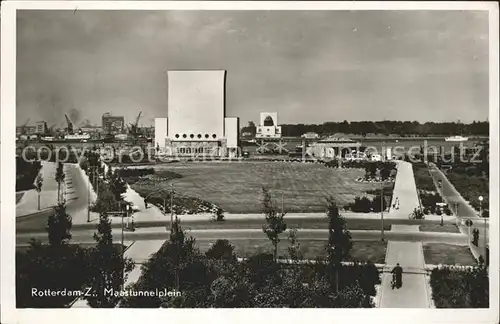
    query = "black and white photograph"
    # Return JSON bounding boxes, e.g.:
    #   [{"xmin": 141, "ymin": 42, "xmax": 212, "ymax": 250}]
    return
[{"xmin": 1, "ymin": 1, "xmax": 499, "ymax": 323}]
